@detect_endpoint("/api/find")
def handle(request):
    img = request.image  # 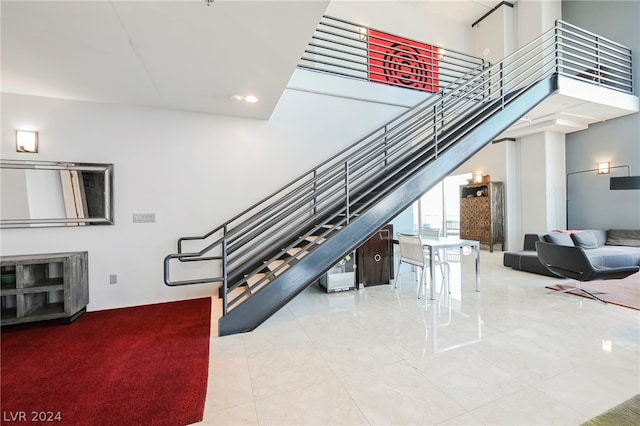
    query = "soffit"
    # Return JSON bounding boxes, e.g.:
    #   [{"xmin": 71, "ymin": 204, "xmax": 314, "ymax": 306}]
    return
[{"xmin": 500, "ymin": 76, "xmax": 639, "ymax": 139}]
